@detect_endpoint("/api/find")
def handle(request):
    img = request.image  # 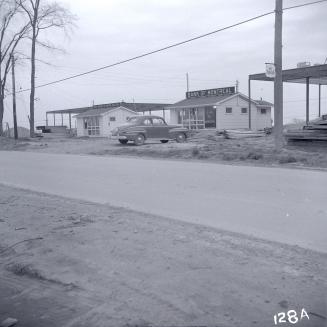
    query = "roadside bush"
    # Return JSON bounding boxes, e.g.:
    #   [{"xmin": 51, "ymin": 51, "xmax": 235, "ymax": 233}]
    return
[
  {"xmin": 222, "ymin": 153, "xmax": 238, "ymax": 161},
  {"xmin": 246, "ymin": 152, "xmax": 263, "ymax": 160},
  {"xmin": 278, "ymin": 155, "xmax": 297, "ymax": 164},
  {"xmin": 198, "ymin": 152, "xmax": 209, "ymax": 159},
  {"xmin": 192, "ymin": 147, "xmax": 200, "ymax": 157}
]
